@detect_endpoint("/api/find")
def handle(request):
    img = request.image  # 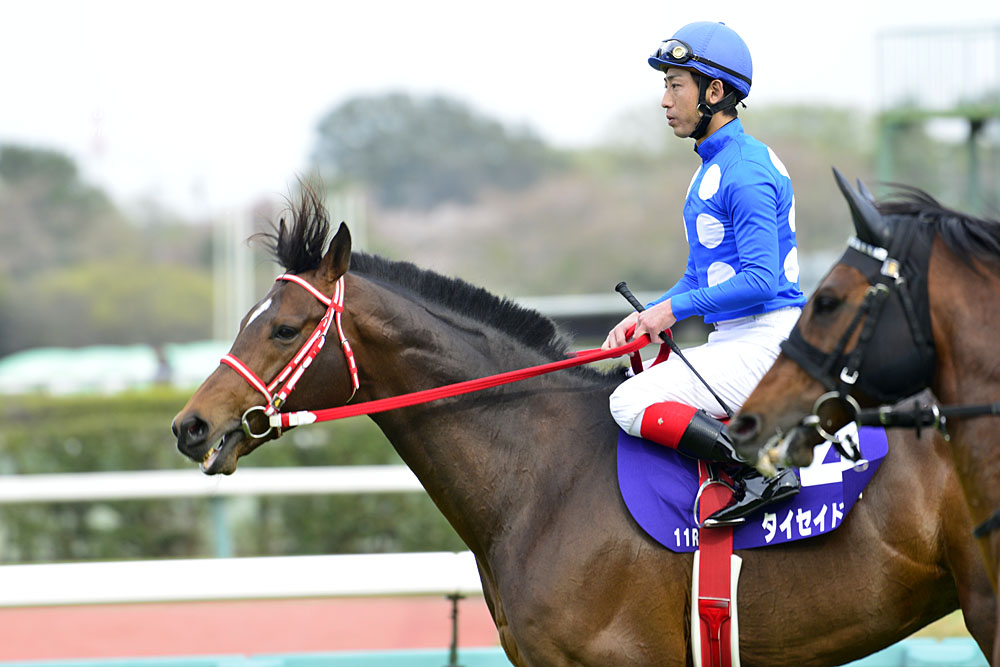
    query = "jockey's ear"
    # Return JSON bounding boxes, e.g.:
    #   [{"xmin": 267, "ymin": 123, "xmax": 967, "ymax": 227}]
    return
[{"xmin": 321, "ymin": 222, "xmax": 352, "ymax": 283}]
